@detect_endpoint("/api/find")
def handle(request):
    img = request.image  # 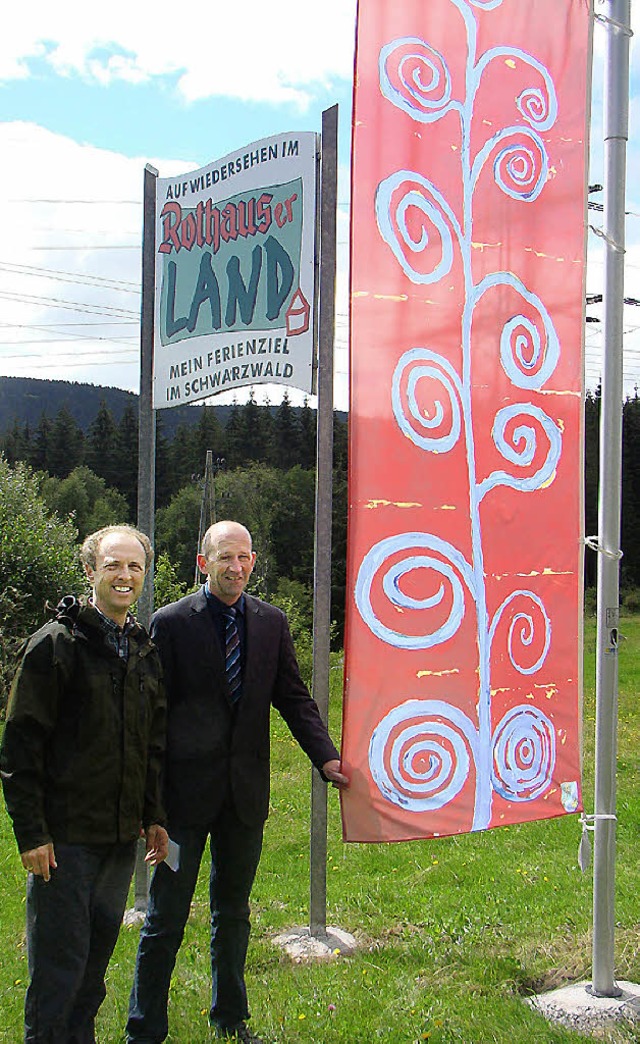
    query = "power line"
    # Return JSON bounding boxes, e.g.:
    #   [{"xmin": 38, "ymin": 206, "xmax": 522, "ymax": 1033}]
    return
[
  {"xmin": 0, "ymin": 260, "xmax": 140, "ymax": 293},
  {"xmin": 0, "ymin": 290, "xmax": 138, "ymax": 318},
  {"xmin": 8, "ymin": 198, "xmax": 140, "ymax": 205}
]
